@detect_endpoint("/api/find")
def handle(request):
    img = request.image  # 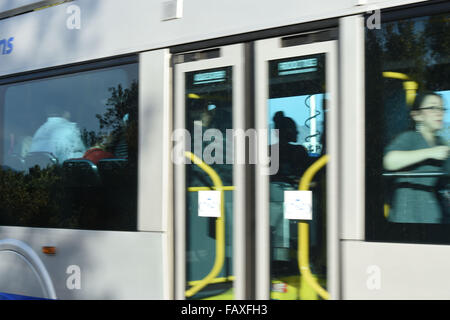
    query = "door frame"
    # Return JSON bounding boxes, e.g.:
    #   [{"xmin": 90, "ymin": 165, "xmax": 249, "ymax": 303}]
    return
[
  {"xmin": 173, "ymin": 44, "xmax": 247, "ymax": 300},
  {"xmin": 254, "ymin": 38, "xmax": 340, "ymax": 299}
]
